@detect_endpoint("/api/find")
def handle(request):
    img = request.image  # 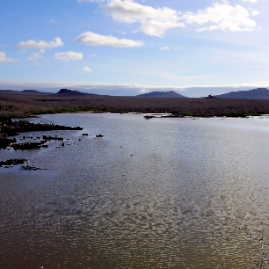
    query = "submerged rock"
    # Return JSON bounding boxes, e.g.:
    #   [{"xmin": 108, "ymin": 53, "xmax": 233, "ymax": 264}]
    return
[
  {"xmin": 42, "ymin": 135, "xmax": 63, "ymax": 141},
  {"xmin": 11, "ymin": 142, "xmax": 46, "ymax": 150},
  {"xmin": 21, "ymin": 165, "xmax": 40, "ymax": 171}
]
